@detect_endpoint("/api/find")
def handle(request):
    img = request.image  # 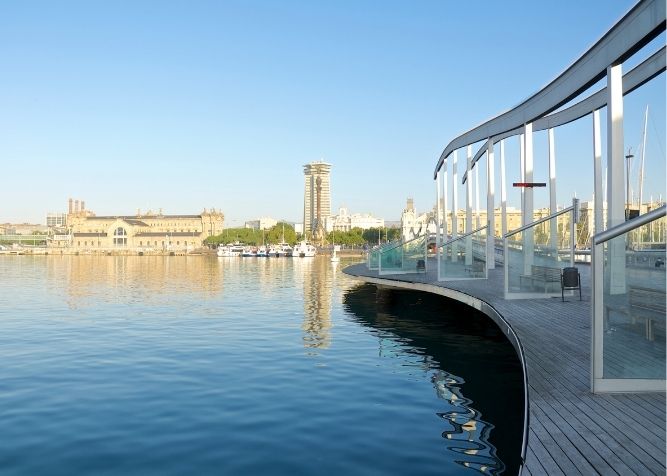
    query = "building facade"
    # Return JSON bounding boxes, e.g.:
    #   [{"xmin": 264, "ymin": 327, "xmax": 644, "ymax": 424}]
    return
[
  {"xmin": 245, "ymin": 217, "xmax": 278, "ymax": 230},
  {"xmin": 325, "ymin": 207, "xmax": 384, "ymax": 232},
  {"xmin": 303, "ymin": 161, "xmax": 331, "ymax": 237},
  {"xmin": 51, "ymin": 204, "xmax": 224, "ymax": 251}
]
